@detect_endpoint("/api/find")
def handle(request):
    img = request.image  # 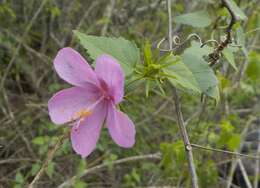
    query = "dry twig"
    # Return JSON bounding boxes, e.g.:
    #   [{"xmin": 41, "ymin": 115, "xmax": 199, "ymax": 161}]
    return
[
  {"xmin": 191, "ymin": 143, "xmax": 260, "ymax": 160},
  {"xmin": 238, "ymin": 159, "xmax": 253, "ymax": 188},
  {"xmin": 28, "ymin": 132, "xmax": 68, "ymax": 188},
  {"xmin": 101, "ymin": 0, "xmax": 116, "ymax": 36},
  {"xmin": 0, "ymin": 0, "xmax": 48, "ymax": 89},
  {"xmin": 58, "ymin": 153, "xmax": 161, "ymax": 188}
]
